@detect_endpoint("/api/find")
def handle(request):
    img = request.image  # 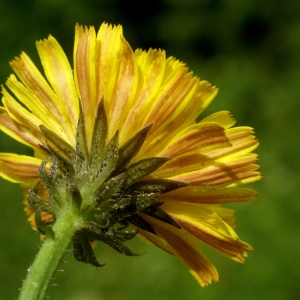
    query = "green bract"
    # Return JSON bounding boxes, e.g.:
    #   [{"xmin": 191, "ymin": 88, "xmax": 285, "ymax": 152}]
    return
[{"xmin": 29, "ymin": 98, "xmax": 187, "ymax": 267}]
